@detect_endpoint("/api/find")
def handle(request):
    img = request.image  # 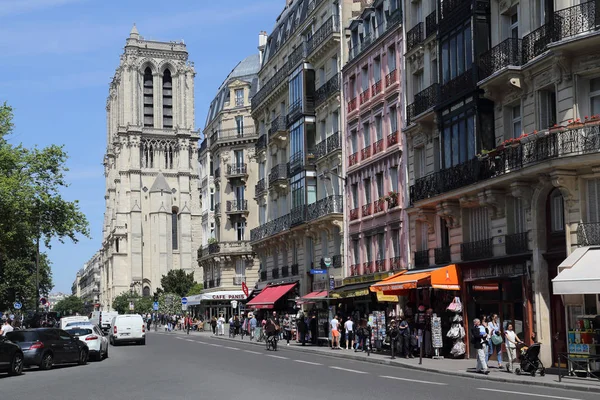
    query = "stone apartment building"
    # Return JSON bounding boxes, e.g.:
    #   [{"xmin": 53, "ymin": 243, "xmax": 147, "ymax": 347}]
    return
[
  {"xmin": 404, "ymin": 0, "xmax": 600, "ymax": 366},
  {"xmin": 100, "ymin": 26, "xmax": 202, "ymax": 309},
  {"xmin": 75, "ymin": 251, "xmax": 102, "ymax": 312},
  {"xmin": 195, "ymin": 53, "xmax": 261, "ymax": 318},
  {"xmin": 249, "ymin": 0, "xmax": 353, "ymax": 303}
]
